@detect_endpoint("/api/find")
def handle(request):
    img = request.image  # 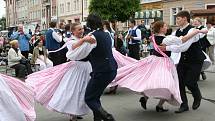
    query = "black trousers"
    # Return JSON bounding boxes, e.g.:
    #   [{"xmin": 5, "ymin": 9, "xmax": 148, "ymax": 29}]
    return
[
  {"xmin": 85, "ymin": 70, "xmax": 117, "ymax": 112},
  {"xmin": 128, "ymin": 44, "xmax": 140, "ymax": 60},
  {"xmin": 21, "ymin": 51, "xmax": 29, "ymax": 59},
  {"xmin": 177, "ymin": 62, "xmax": 203, "ymax": 107},
  {"xmin": 200, "ymin": 39, "xmax": 211, "ymax": 52},
  {"xmin": 49, "ymin": 50, "xmax": 67, "ymax": 66},
  {"xmin": 12, "ymin": 63, "xmax": 32, "ymax": 78}
]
